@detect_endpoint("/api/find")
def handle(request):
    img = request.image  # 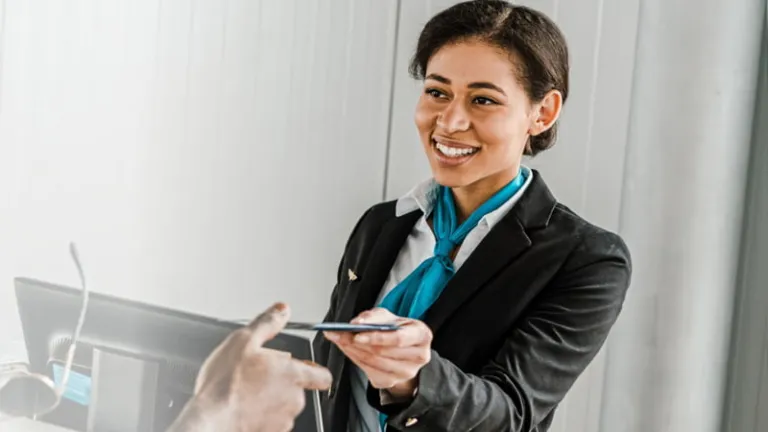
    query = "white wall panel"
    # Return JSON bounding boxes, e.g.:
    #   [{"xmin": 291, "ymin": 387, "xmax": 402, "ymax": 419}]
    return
[
  {"xmin": 0, "ymin": 0, "xmax": 399, "ymax": 351},
  {"xmin": 0, "ymin": 0, "xmax": 19, "ymax": 365},
  {"xmin": 722, "ymin": 21, "xmax": 768, "ymax": 432},
  {"xmin": 384, "ymin": 0, "xmax": 452, "ymax": 202},
  {"xmin": 600, "ymin": 0, "xmax": 765, "ymax": 430}
]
